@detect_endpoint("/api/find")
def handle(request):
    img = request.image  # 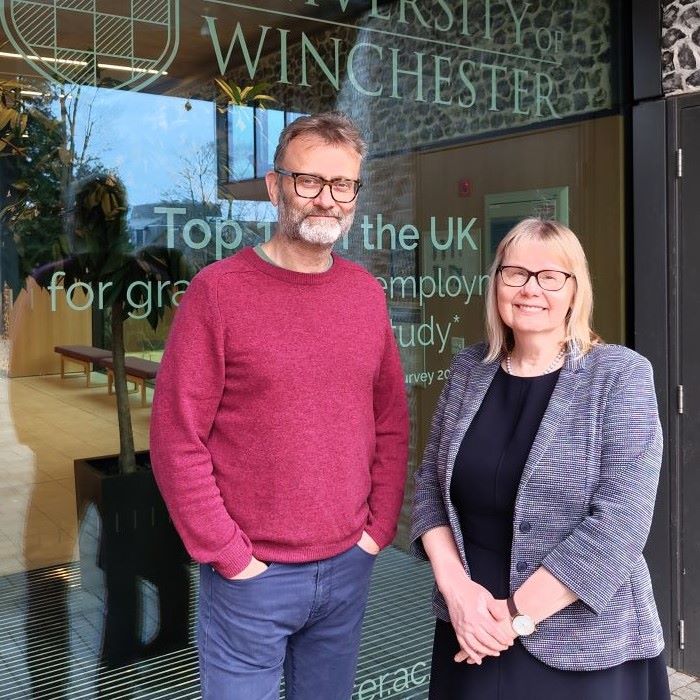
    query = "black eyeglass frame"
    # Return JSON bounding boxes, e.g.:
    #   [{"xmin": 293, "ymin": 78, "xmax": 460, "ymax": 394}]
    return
[
  {"xmin": 274, "ymin": 167, "xmax": 362, "ymax": 203},
  {"xmin": 497, "ymin": 265, "xmax": 575, "ymax": 292}
]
